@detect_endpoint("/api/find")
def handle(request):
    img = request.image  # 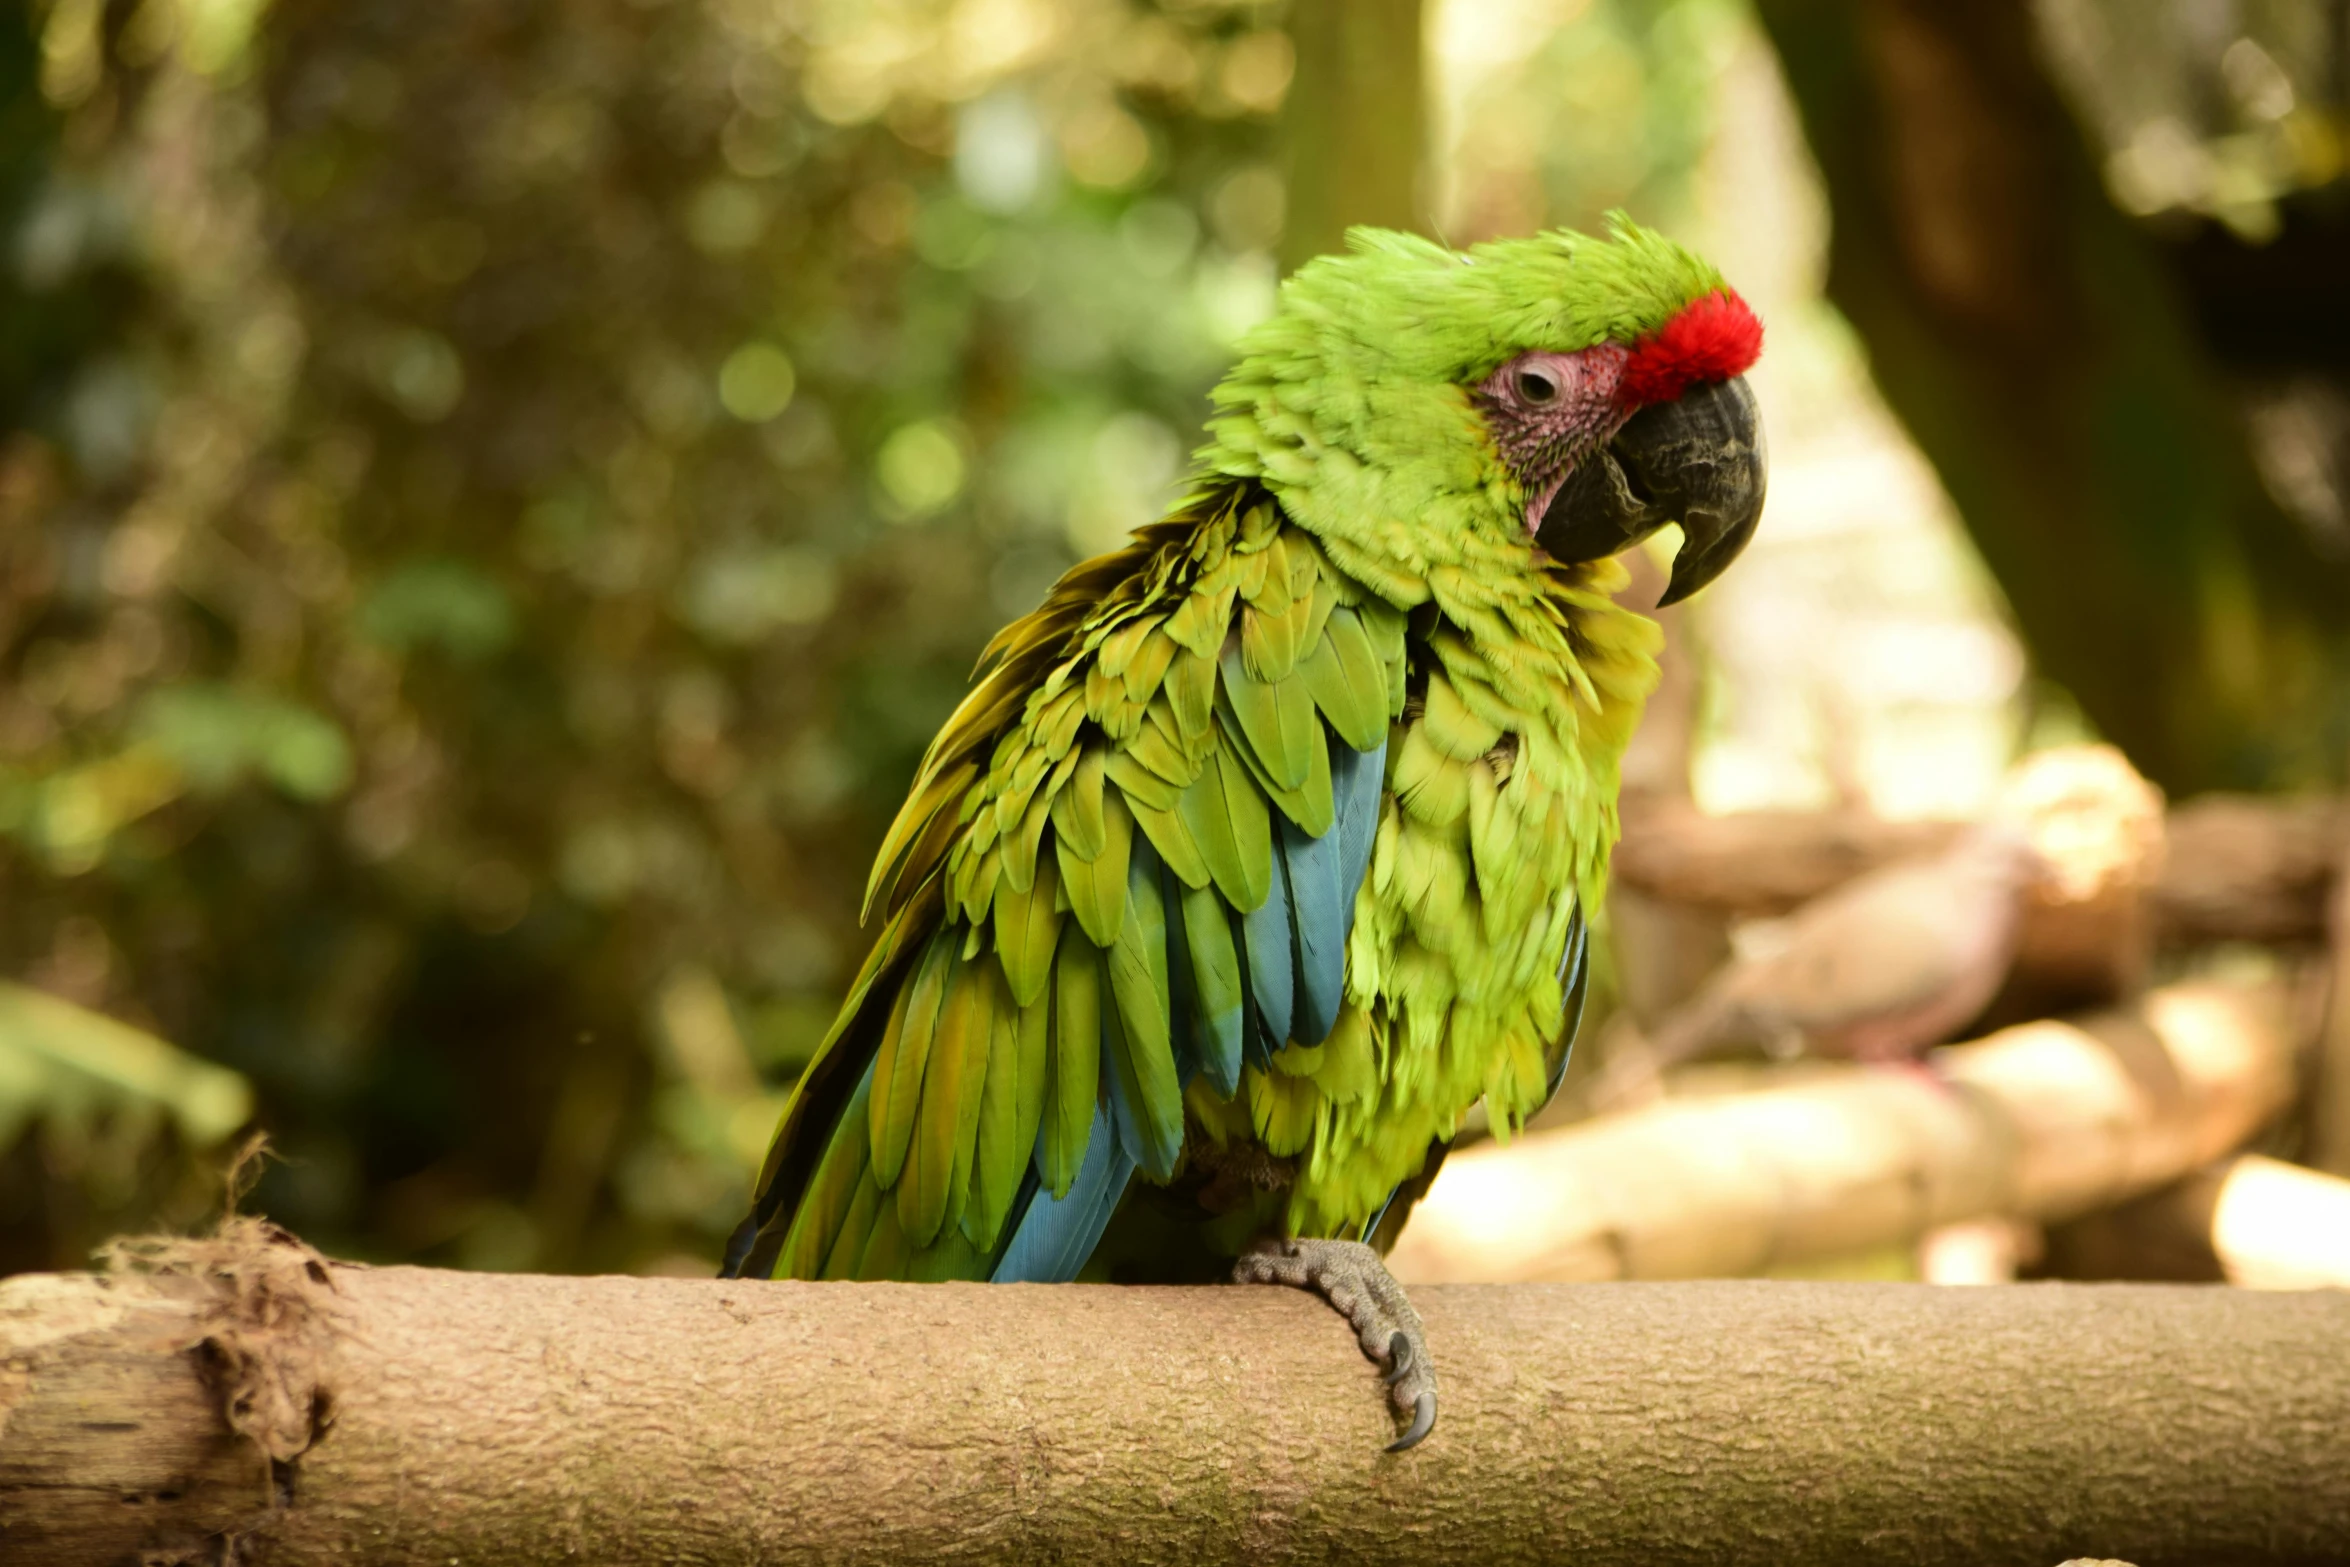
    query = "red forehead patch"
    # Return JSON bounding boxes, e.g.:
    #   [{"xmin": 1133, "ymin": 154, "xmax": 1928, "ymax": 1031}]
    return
[{"xmin": 1616, "ymin": 290, "xmax": 1763, "ymax": 408}]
